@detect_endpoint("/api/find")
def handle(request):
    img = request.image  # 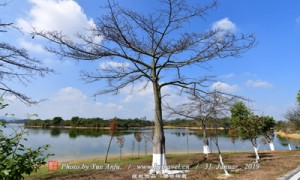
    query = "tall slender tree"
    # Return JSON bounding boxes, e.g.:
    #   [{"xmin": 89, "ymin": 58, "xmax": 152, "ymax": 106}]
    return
[
  {"xmin": 35, "ymin": 0, "xmax": 255, "ymax": 174},
  {"xmin": 134, "ymin": 132, "xmax": 142, "ymax": 158},
  {"xmin": 116, "ymin": 135, "xmax": 124, "ymax": 161},
  {"xmin": 104, "ymin": 120, "xmax": 118, "ymax": 163}
]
